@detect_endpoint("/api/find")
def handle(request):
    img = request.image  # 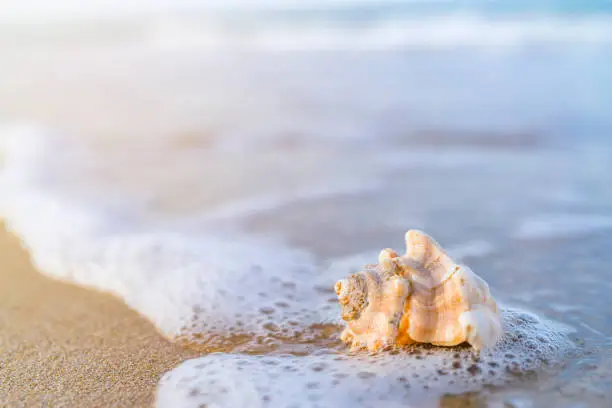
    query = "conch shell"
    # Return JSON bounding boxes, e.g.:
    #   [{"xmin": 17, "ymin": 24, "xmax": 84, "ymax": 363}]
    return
[{"xmin": 335, "ymin": 230, "xmax": 502, "ymax": 352}]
